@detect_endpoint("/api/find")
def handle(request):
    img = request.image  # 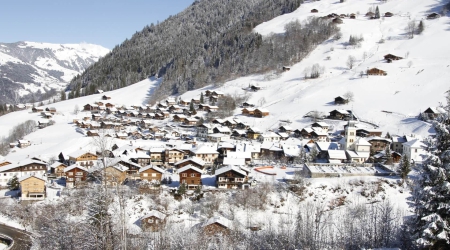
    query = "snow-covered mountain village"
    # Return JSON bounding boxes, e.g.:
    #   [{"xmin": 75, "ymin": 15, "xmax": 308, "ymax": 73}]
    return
[{"xmin": 0, "ymin": 0, "xmax": 449, "ymax": 249}]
